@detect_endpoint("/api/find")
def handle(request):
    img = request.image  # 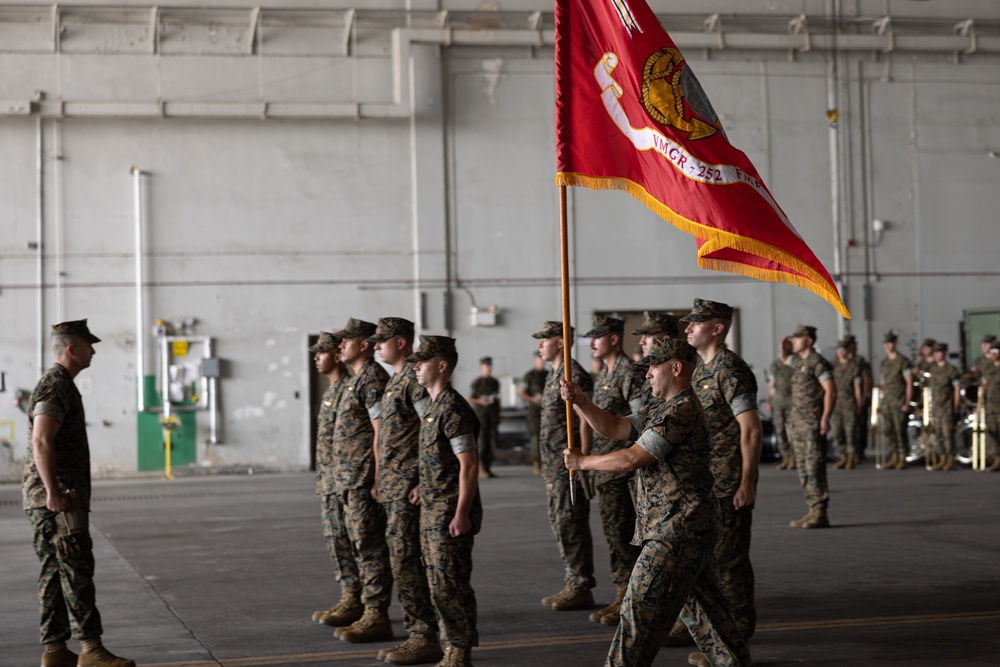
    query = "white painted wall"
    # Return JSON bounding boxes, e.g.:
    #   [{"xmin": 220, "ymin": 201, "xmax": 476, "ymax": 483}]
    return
[{"xmin": 1, "ymin": 1, "xmax": 998, "ymax": 473}]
